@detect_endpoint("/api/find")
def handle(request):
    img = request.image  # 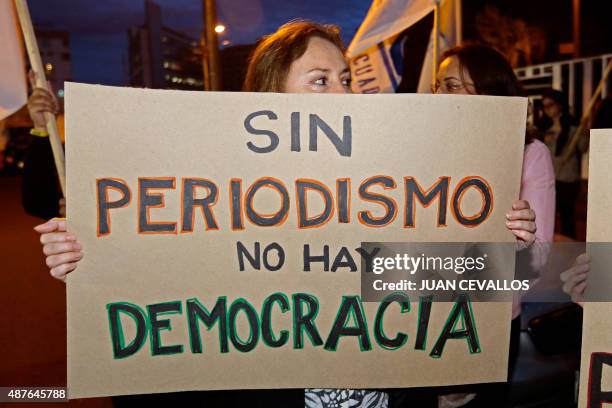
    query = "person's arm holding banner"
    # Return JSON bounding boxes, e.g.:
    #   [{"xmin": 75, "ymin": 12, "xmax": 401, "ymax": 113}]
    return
[
  {"xmin": 23, "ymin": 71, "xmax": 65, "ymax": 219},
  {"xmin": 34, "ymin": 218, "xmax": 81, "ymax": 281}
]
